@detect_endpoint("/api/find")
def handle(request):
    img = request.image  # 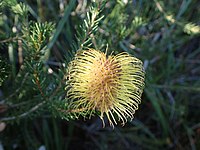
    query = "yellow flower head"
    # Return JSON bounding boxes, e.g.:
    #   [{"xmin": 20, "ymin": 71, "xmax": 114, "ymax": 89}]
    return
[{"xmin": 66, "ymin": 49, "xmax": 145, "ymax": 126}]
